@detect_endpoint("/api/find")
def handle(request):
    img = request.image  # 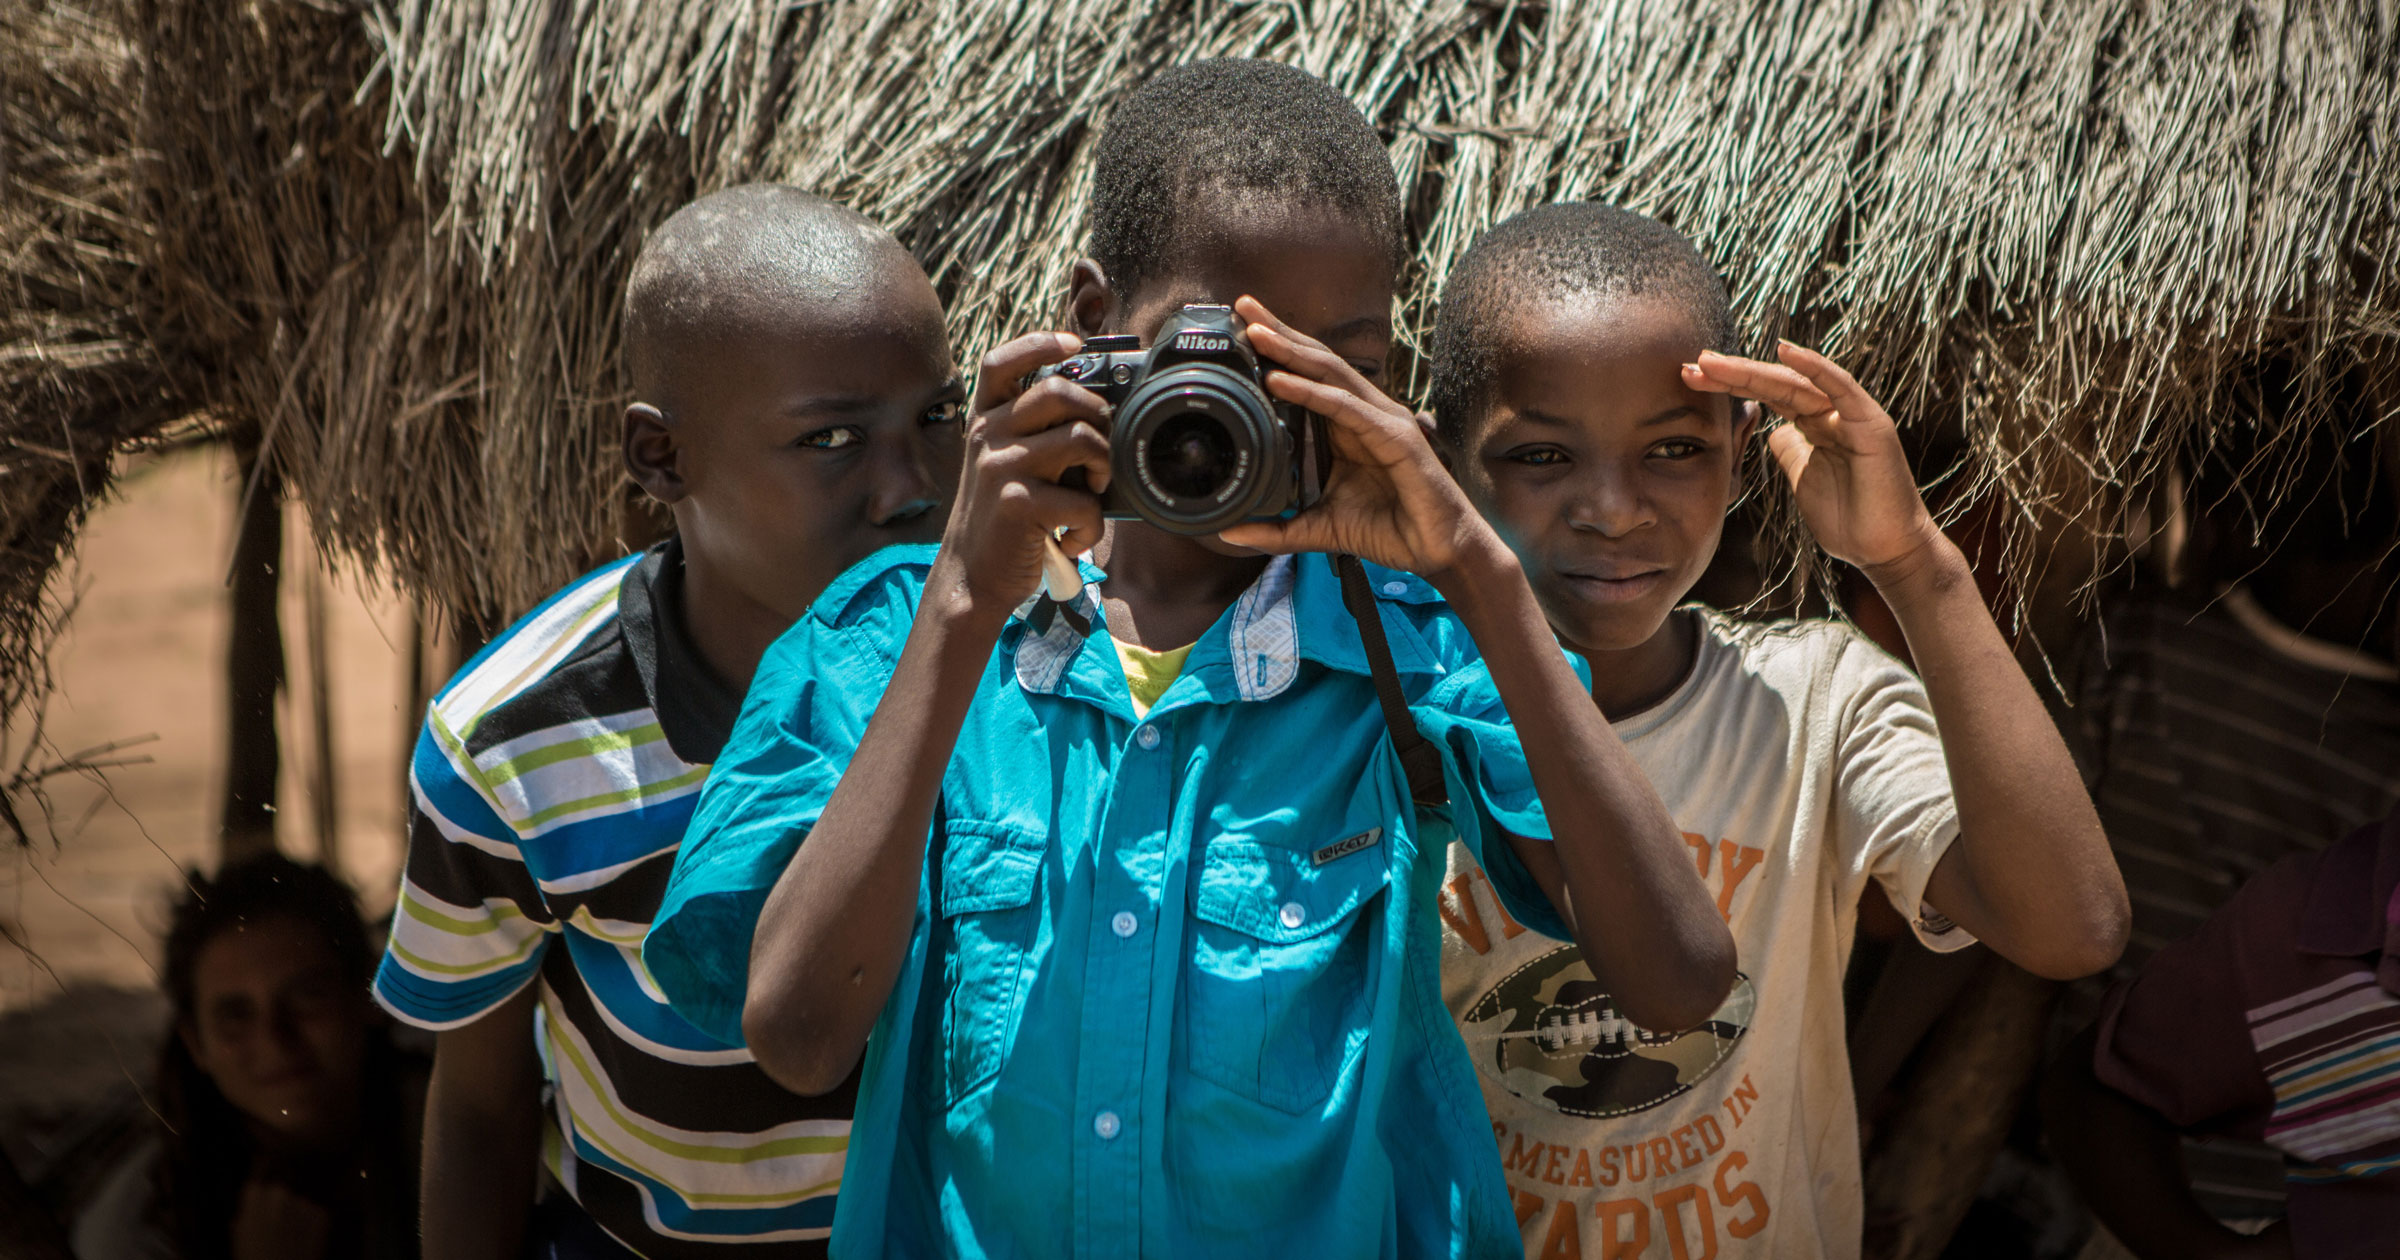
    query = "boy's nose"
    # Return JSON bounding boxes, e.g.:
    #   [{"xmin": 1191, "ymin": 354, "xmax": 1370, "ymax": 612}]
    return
[
  {"xmin": 1567, "ymin": 474, "xmax": 1656, "ymax": 539},
  {"xmin": 866, "ymin": 448, "xmax": 942, "ymax": 527}
]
